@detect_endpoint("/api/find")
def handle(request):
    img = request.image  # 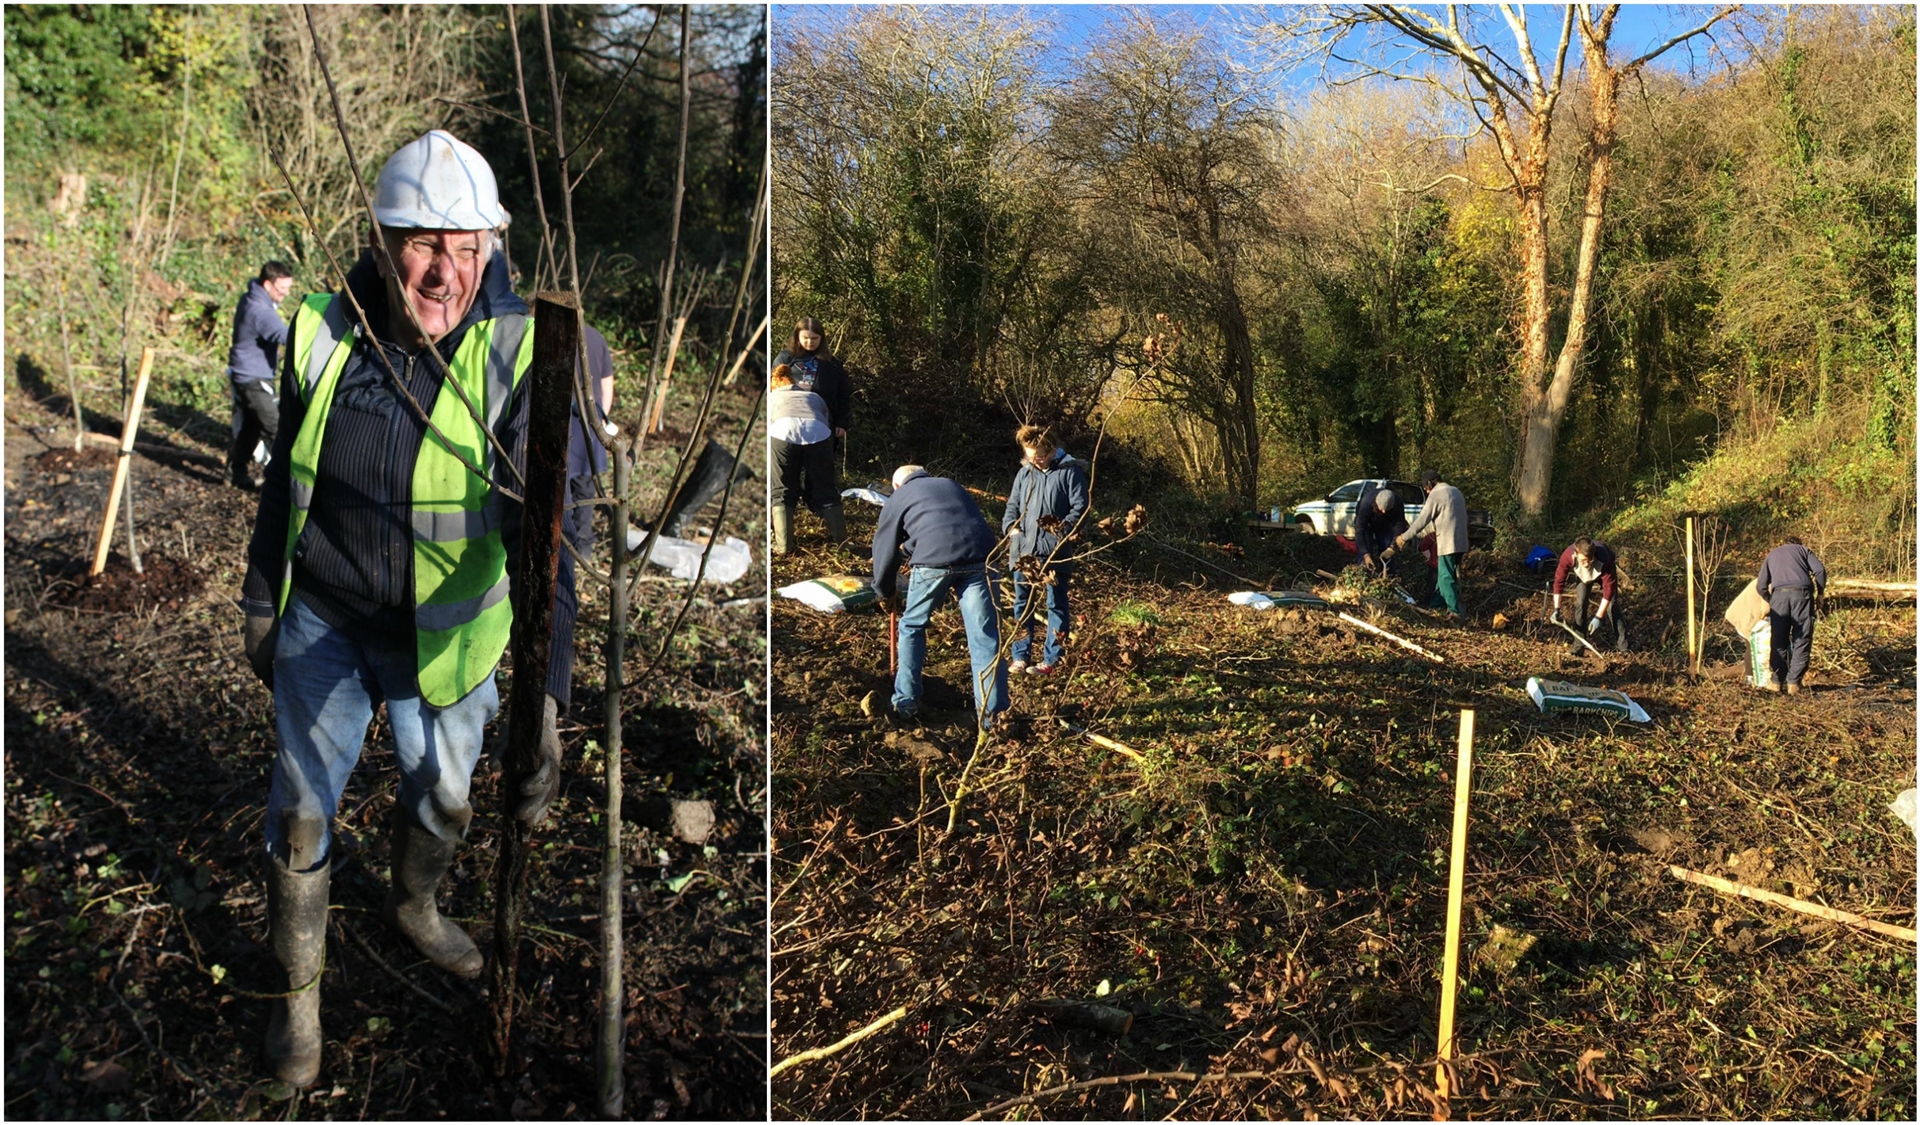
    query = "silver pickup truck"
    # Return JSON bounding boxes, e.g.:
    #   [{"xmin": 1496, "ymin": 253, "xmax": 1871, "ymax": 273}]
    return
[{"xmin": 1287, "ymin": 478, "xmax": 1495, "ymax": 549}]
